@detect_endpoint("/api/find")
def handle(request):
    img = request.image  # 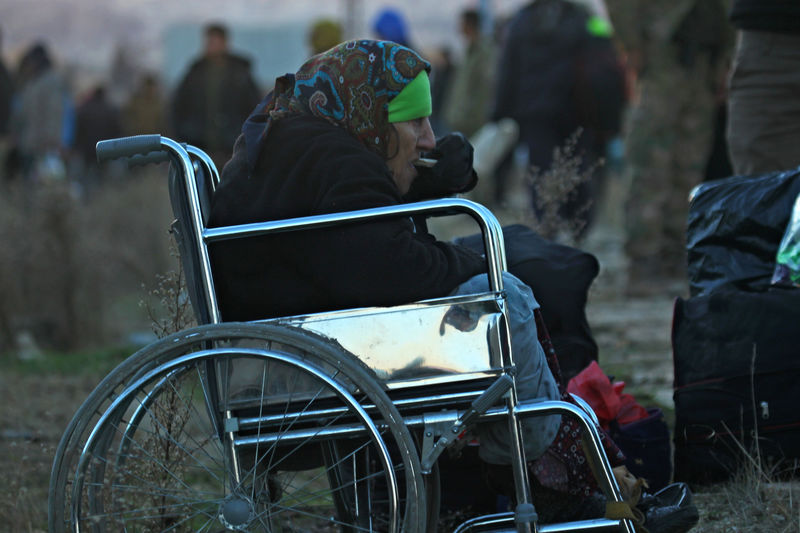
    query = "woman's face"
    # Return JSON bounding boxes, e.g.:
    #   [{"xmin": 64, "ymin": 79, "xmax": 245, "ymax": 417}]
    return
[{"xmin": 386, "ymin": 117, "xmax": 436, "ymax": 195}]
